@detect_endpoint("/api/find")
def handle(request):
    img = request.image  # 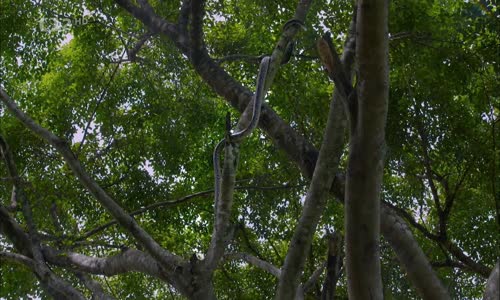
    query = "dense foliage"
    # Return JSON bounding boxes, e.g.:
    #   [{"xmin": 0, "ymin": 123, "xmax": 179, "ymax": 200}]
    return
[{"xmin": 0, "ymin": 0, "xmax": 498, "ymax": 299}]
